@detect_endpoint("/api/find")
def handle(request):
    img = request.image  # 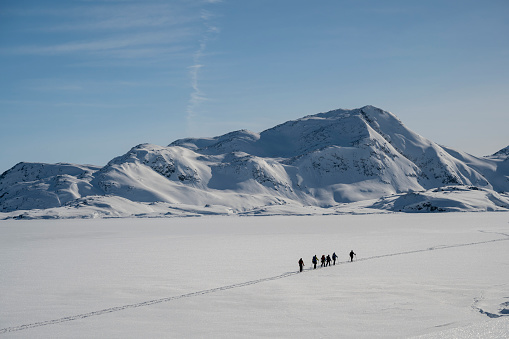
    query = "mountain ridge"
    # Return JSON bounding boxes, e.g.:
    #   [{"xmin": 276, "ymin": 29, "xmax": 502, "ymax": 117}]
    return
[{"xmin": 1, "ymin": 106, "xmax": 508, "ymax": 219}]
